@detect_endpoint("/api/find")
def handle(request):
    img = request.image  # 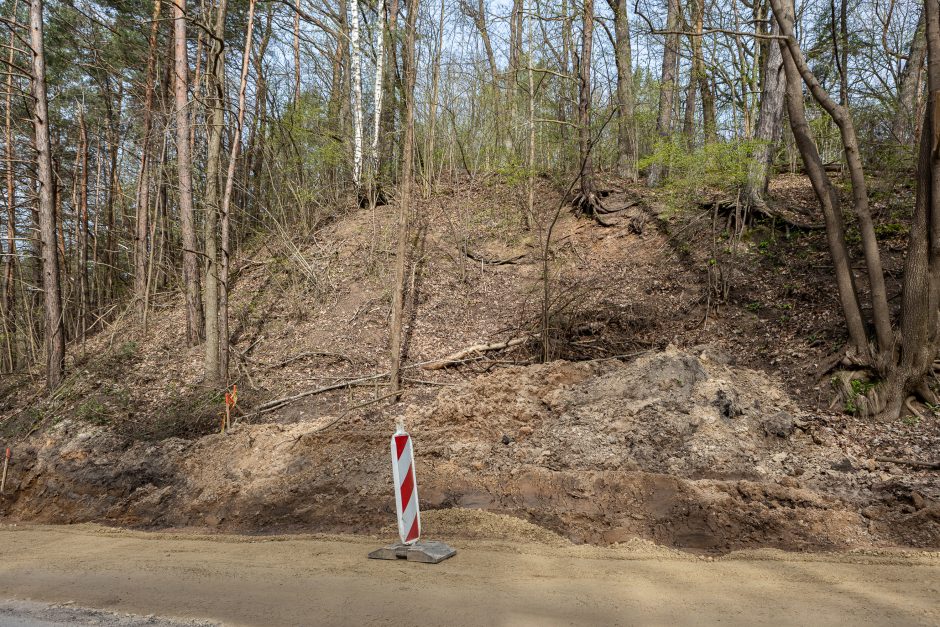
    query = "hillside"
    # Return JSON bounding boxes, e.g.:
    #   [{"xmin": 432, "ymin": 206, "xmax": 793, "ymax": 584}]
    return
[{"xmin": 0, "ymin": 175, "xmax": 937, "ymax": 553}]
